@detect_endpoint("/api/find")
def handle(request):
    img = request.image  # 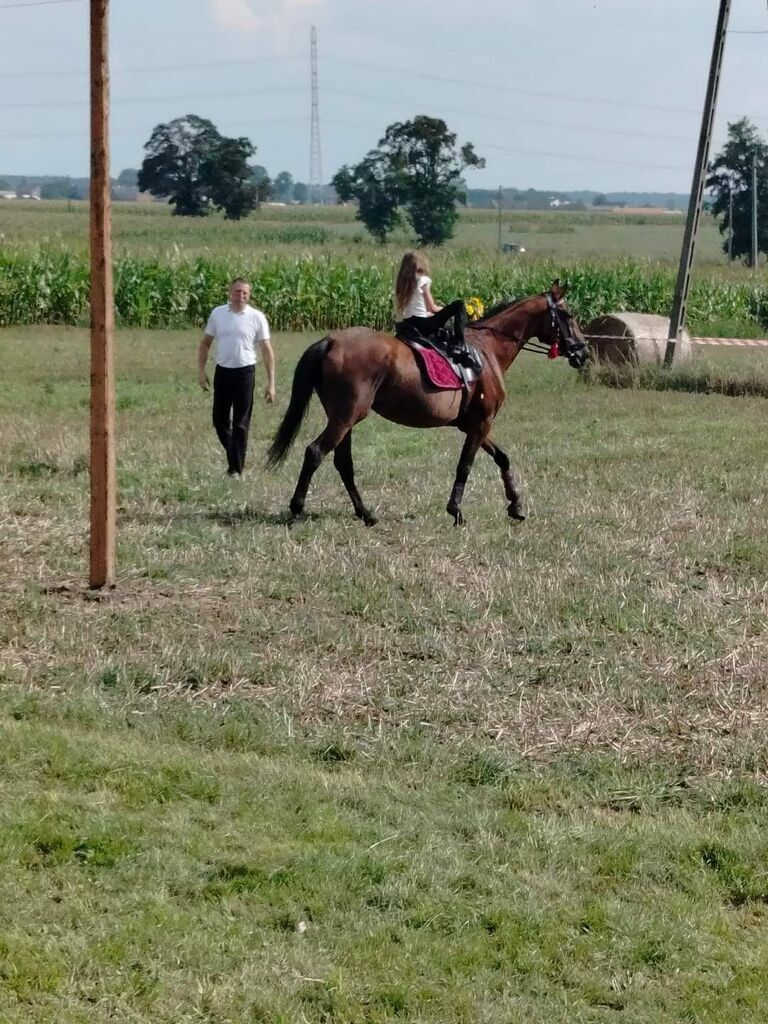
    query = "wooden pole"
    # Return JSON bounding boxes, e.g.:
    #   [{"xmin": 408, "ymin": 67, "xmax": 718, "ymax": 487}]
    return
[
  {"xmin": 497, "ymin": 185, "xmax": 502, "ymax": 250},
  {"xmin": 727, "ymin": 179, "xmax": 733, "ymax": 262},
  {"xmin": 663, "ymin": 0, "xmax": 731, "ymax": 368},
  {"xmin": 751, "ymin": 151, "xmax": 759, "ymax": 269},
  {"xmin": 89, "ymin": 0, "xmax": 116, "ymax": 588}
]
